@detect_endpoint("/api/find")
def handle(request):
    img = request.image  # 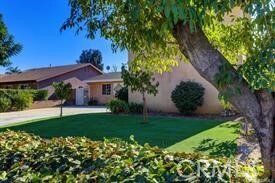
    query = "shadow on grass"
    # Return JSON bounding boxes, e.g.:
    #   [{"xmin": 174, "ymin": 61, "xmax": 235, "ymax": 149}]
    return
[
  {"xmin": 219, "ymin": 123, "xmax": 241, "ymax": 134},
  {"xmin": 0, "ymin": 113, "xmax": 226, "ymax": 149},
  {"xmin": 193, "ymin": 138, "xmax": 237, "ymax": 158}
]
